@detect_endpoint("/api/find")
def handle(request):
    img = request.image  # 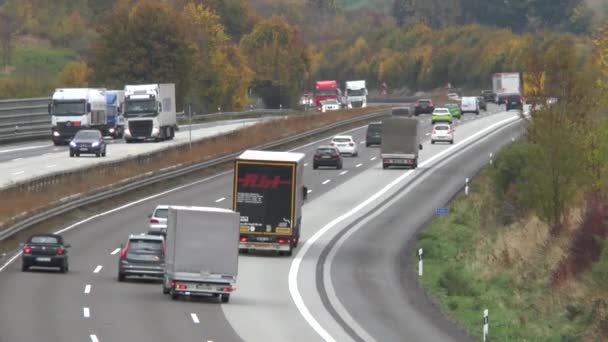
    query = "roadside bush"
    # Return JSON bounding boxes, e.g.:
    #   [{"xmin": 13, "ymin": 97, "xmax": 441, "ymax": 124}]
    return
[{"xmin": 438, "ymin": 267, "xmax": 478, "ymax": 297}]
